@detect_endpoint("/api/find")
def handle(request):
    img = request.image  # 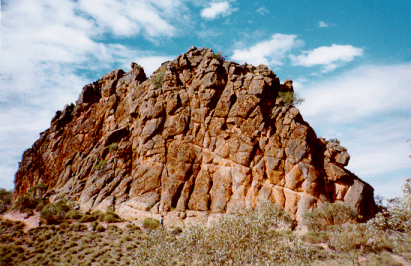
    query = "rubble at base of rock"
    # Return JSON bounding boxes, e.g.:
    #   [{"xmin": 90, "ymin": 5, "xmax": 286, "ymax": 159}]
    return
[{"xmin": 14, "ymin": 46, "xmax": 376, "ymax": 227}]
